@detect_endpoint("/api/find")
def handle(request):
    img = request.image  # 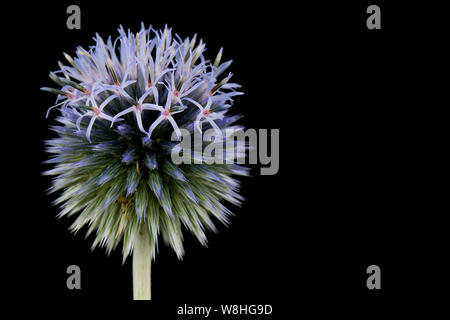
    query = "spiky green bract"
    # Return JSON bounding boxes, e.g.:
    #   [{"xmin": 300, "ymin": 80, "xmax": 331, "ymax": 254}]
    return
[{"xmin": 43, "ymin": 25, "xmax": 248, "ymax": 261}]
